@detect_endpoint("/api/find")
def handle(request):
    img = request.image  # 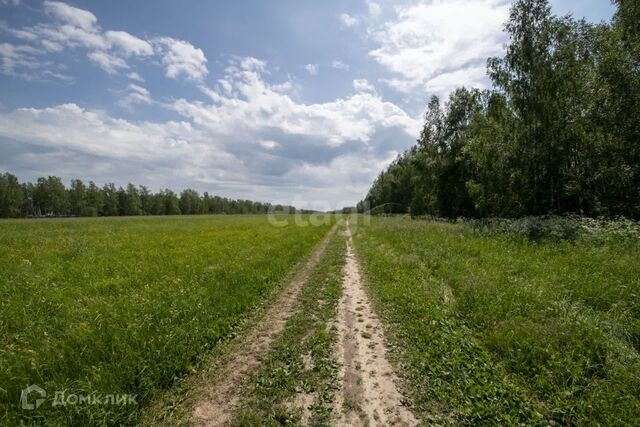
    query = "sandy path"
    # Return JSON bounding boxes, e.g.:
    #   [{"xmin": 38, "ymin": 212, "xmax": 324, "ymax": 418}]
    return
[
  {"xmin": 332, "ymin": 223, "xmax": 418, "ymax": 426},
  {"xmin": 190, "ymin": 224, "xmax": 337, "ymax": 426}
]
